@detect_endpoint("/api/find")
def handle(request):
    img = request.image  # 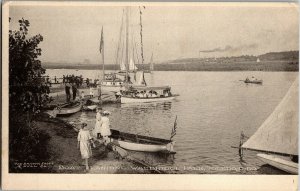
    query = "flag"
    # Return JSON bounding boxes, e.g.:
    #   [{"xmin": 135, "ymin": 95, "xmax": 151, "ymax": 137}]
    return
[
  {"xmin": 99, "ymin": 27, "xmax": 104, "ymax": 53},
  {"xmin": 170, "ymin": 116, "xmax": 177, "ymax": 140}
]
